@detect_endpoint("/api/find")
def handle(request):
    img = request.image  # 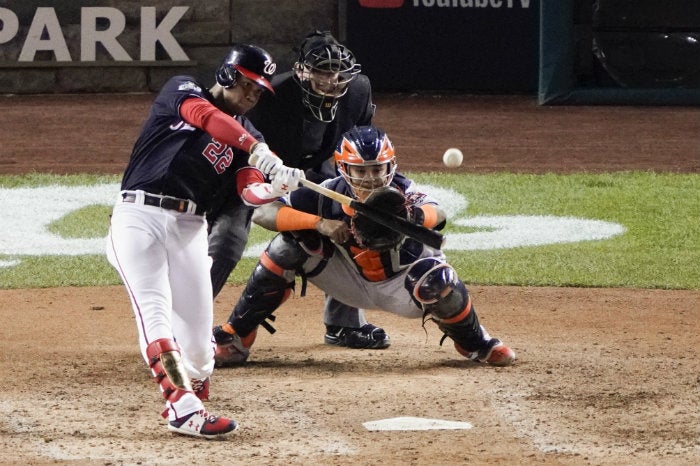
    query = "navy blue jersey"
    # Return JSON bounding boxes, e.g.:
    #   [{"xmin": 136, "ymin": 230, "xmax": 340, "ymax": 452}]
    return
[
  {"xmin": 286, "ymin": 172, "xmax": 438, "ymax": 281},
  {"xmin": 121, "ymin": 76, "xmax": 262, "ymax": 213}
]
